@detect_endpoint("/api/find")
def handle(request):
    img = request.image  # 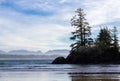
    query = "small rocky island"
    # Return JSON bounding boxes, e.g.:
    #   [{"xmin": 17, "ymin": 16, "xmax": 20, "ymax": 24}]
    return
[
  {"xmin": 52, "ymin": 8, "xmax": 120, "ymax": 64},
  {"xmin": 52, "ymin": 47, "xmax": 120, "ymax": 64}
]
